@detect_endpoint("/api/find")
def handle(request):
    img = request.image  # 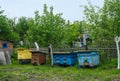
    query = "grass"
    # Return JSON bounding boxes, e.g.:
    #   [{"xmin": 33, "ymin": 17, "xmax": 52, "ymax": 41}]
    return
[{"xmin": 0, "ymin": 58, "xmax": 120, "ymax": 81}]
